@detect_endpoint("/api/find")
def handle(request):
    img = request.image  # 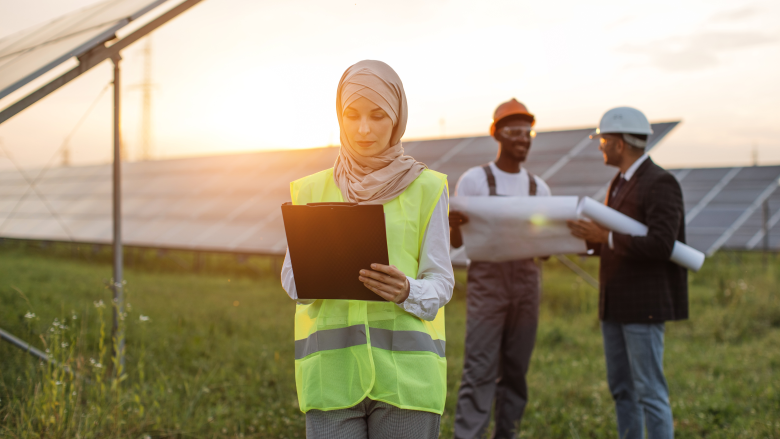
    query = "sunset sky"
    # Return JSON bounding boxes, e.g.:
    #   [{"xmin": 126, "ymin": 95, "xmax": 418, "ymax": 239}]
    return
[{"xmin": 1, "ymin": 0, "xmax": 779, "ymax": 171}]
